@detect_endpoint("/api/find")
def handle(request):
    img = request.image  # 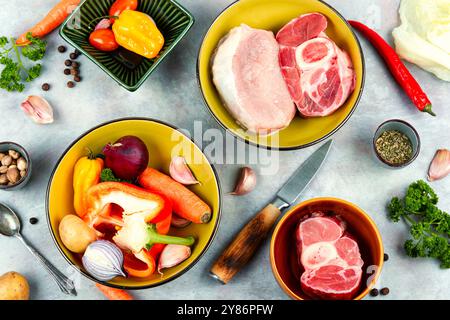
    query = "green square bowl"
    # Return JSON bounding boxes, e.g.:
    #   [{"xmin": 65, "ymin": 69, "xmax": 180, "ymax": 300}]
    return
[{"xmin": 60, "ymin": 0, "xmax": 194, "ymax": 91}]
